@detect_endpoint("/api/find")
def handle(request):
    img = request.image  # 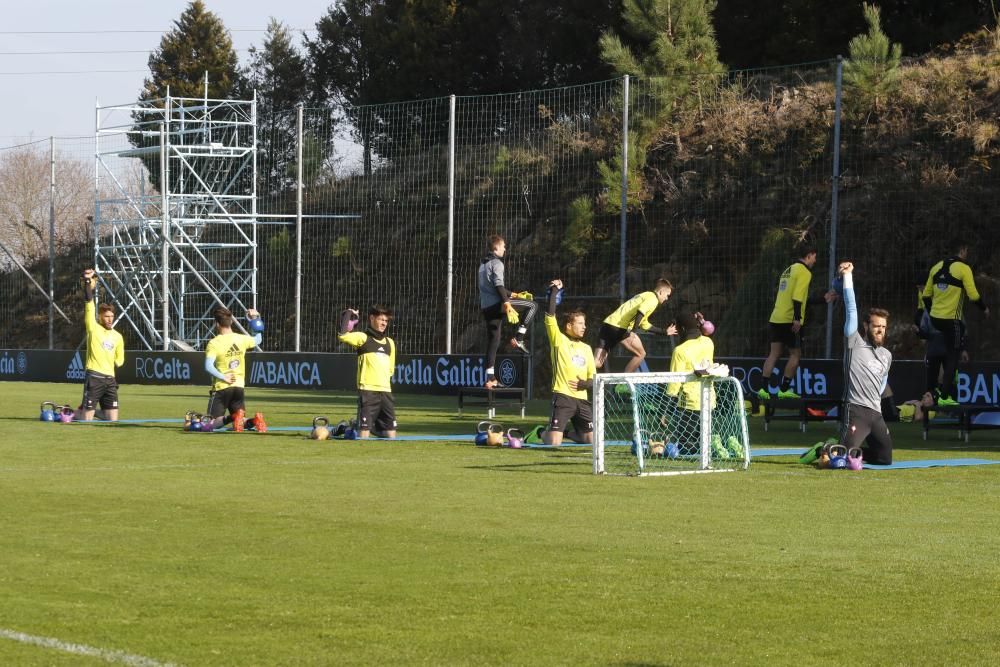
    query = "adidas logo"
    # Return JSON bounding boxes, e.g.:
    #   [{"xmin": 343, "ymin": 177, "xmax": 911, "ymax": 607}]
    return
[
  {"xmin": 228, "ymin": 343, "xmax": 242, "ymax": 356},
  {"xmin": 66, "ymin": 352, "xmax": 85, "ymax": 380},
  {"xmin": 378, "ymin": 346, "xmax": 386, "ymax": 352}
]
